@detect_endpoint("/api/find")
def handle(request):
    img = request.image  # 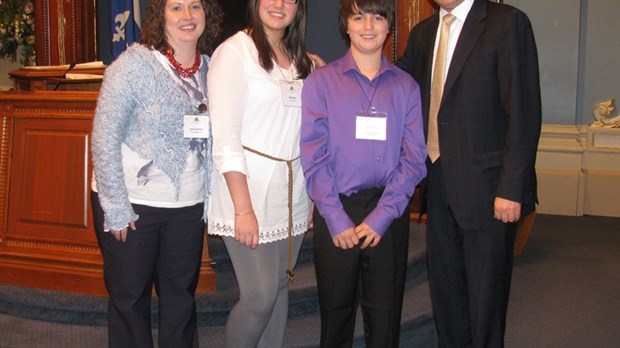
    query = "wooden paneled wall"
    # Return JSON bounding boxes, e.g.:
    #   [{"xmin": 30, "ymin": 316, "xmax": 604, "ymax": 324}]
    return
[
  {"xmin": 0, "ymin": 92, "xmax": 215, "ymax": 296},
  {"xmin": 385, "ymin": 0, "xmax": 437, "ymax": 61},
  {"xmin": 34, "ymin": 0, "xmax": 96, "ymax": 65}
]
